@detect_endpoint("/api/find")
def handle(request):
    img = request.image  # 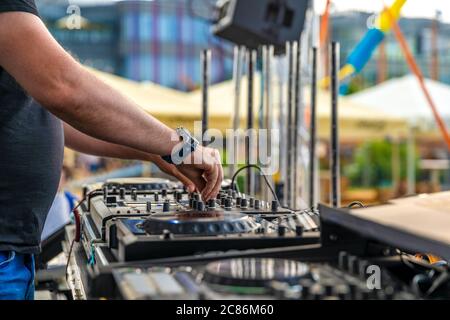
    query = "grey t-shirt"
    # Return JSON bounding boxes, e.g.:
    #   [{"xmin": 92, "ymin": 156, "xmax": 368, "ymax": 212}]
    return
[{"xmin": 0, "ymin": 0, "xmax": 64, "ymax": 253}]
